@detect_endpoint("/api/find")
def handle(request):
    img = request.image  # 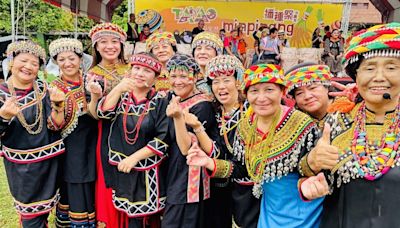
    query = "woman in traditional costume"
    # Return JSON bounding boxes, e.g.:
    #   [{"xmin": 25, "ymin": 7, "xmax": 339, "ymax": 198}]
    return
[
  {"xmin": 97, "ymin": 52, "xmax": 168, "ymax": 227},
  {"xmin": 0, "ymin": 40, "xmax": 66, "ymax": 227},
  {"xmin": 162, "ymin": 53, "xmax": 218, "ymax": 228},
  {"xmin": 203, "ymin": 55, "xmax": 261, "ymax": 228},
  {"xmin": 48, "ymin": 38, "xmax": 98, "ymax": 227},
  {"xmin": 191, "ymin": 31, "xmax": 224, "ymax": 97},
  {"xmin": 310, "ymin": 22, "xmax": 400, "ymax": 228},
  {"xmin": 86, "ymin": 22, "xmax": 131, "ymax": 228},
  {"xmin": 187, "ymin": 63, "xmax": 324, "ymax": 227},
  {"xmin": 145, "ymin": 31, "xmax": 177, "ymax": 92}
]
